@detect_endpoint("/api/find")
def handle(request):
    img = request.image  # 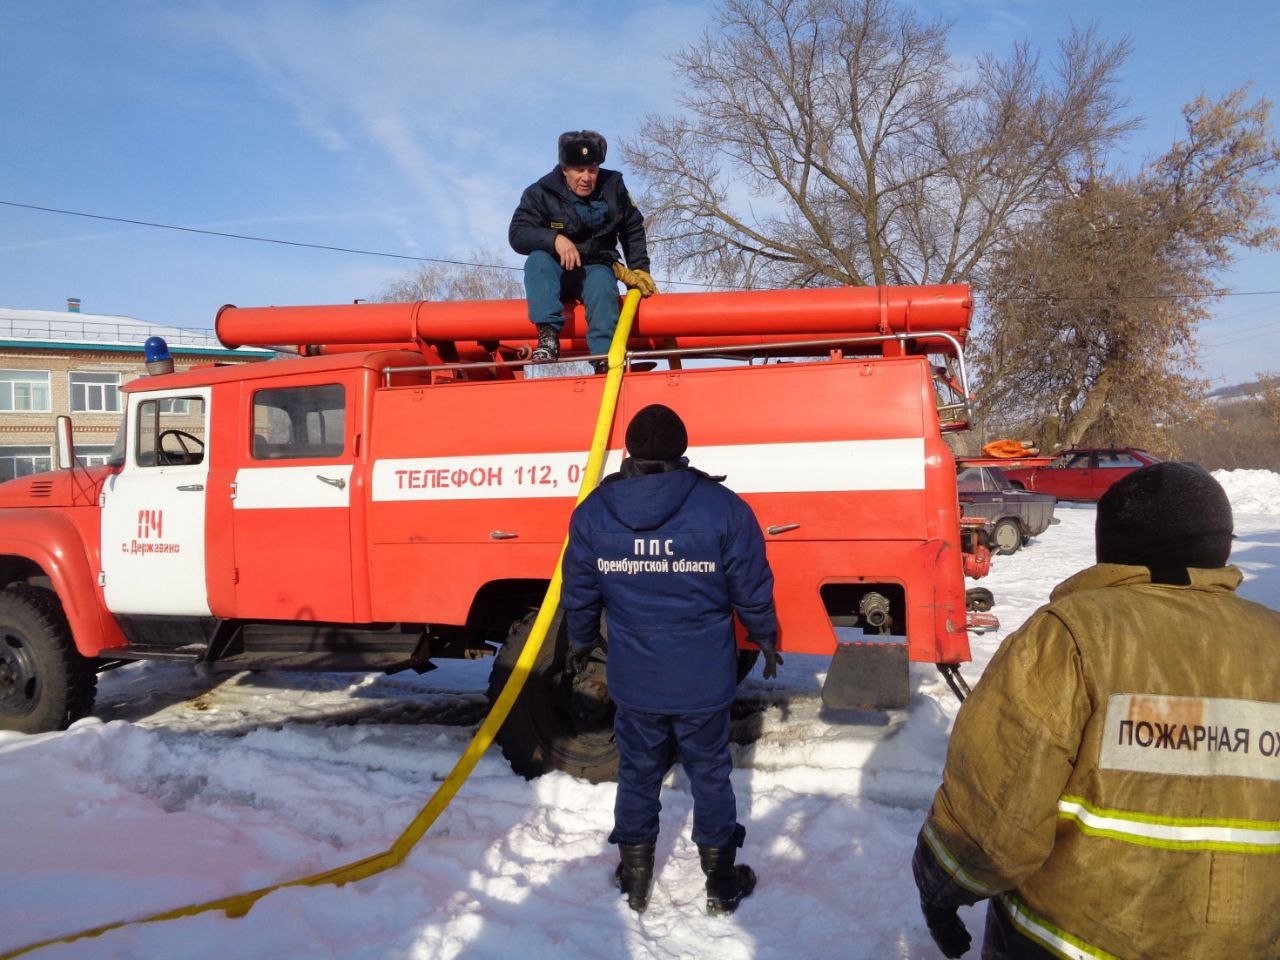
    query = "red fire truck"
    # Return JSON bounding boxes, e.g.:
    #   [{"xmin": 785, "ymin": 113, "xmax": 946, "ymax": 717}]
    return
[{"xmin": 0, "ymin": 285, "xmax": 980, "ymax": 780}]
